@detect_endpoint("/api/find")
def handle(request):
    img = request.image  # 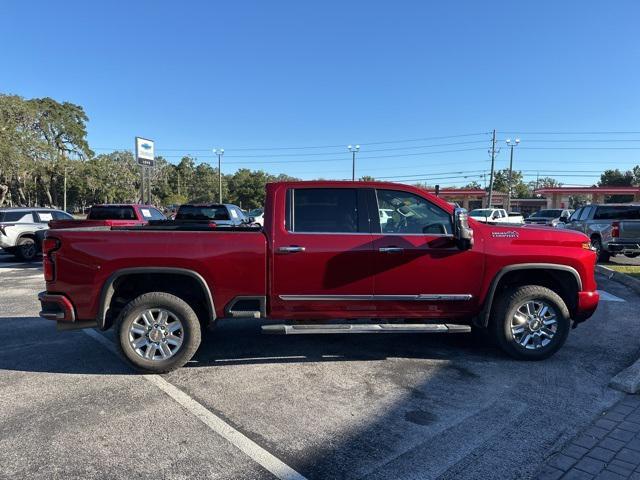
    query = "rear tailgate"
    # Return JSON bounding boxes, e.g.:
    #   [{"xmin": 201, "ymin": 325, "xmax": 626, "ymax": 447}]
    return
[{"xmin": 619, "ymin": 220, "xmax": 640, "ymax": 242}]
